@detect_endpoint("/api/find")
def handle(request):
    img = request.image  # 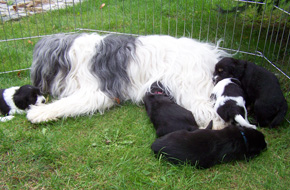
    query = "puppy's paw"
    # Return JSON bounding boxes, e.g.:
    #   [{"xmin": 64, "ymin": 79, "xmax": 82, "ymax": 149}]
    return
[
  {"xmin": 27, "ymin": 105, "xmax": 58, "ymax": 123},
  {"xmin": 0, "ymin": 115, "xmax": 15, "ymax": 122}
]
